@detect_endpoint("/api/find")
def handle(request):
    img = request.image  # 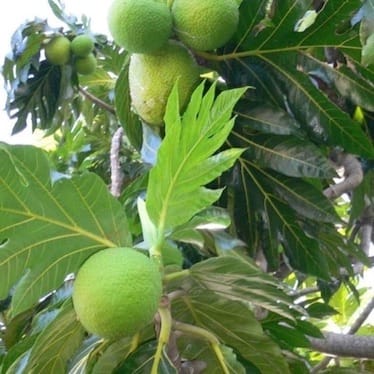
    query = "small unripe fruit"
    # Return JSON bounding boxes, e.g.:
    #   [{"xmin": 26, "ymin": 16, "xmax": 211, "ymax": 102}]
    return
[
  {"xmin": 44, "ymin": 36, "xmax": 71, "ymax": 65},
  {"xmin": 74, "ymin": 53, "xmax": 97, "ymax": 75},
  {"xmin": 71, "ymin": 34, "xmax": 95, "ymax": 57},
  {"xmin": 72, "ymin": 247, "xmax": 163, "ymax": 340}
]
